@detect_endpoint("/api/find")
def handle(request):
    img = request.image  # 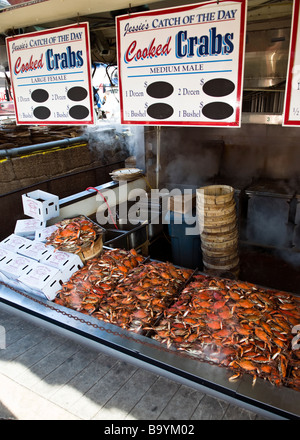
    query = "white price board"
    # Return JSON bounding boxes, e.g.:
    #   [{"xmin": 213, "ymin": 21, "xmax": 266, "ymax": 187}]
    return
[
  {"xmin": 116, "ymin": 0, "xmax": 247, "ymax": 127},
  {"xmin": 6, "ymin": 23, "xmax": 94, "ymax": 125},
  {"xmin": 283, "ymin": 0, "xmax": 300, "ymax": 126}
]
